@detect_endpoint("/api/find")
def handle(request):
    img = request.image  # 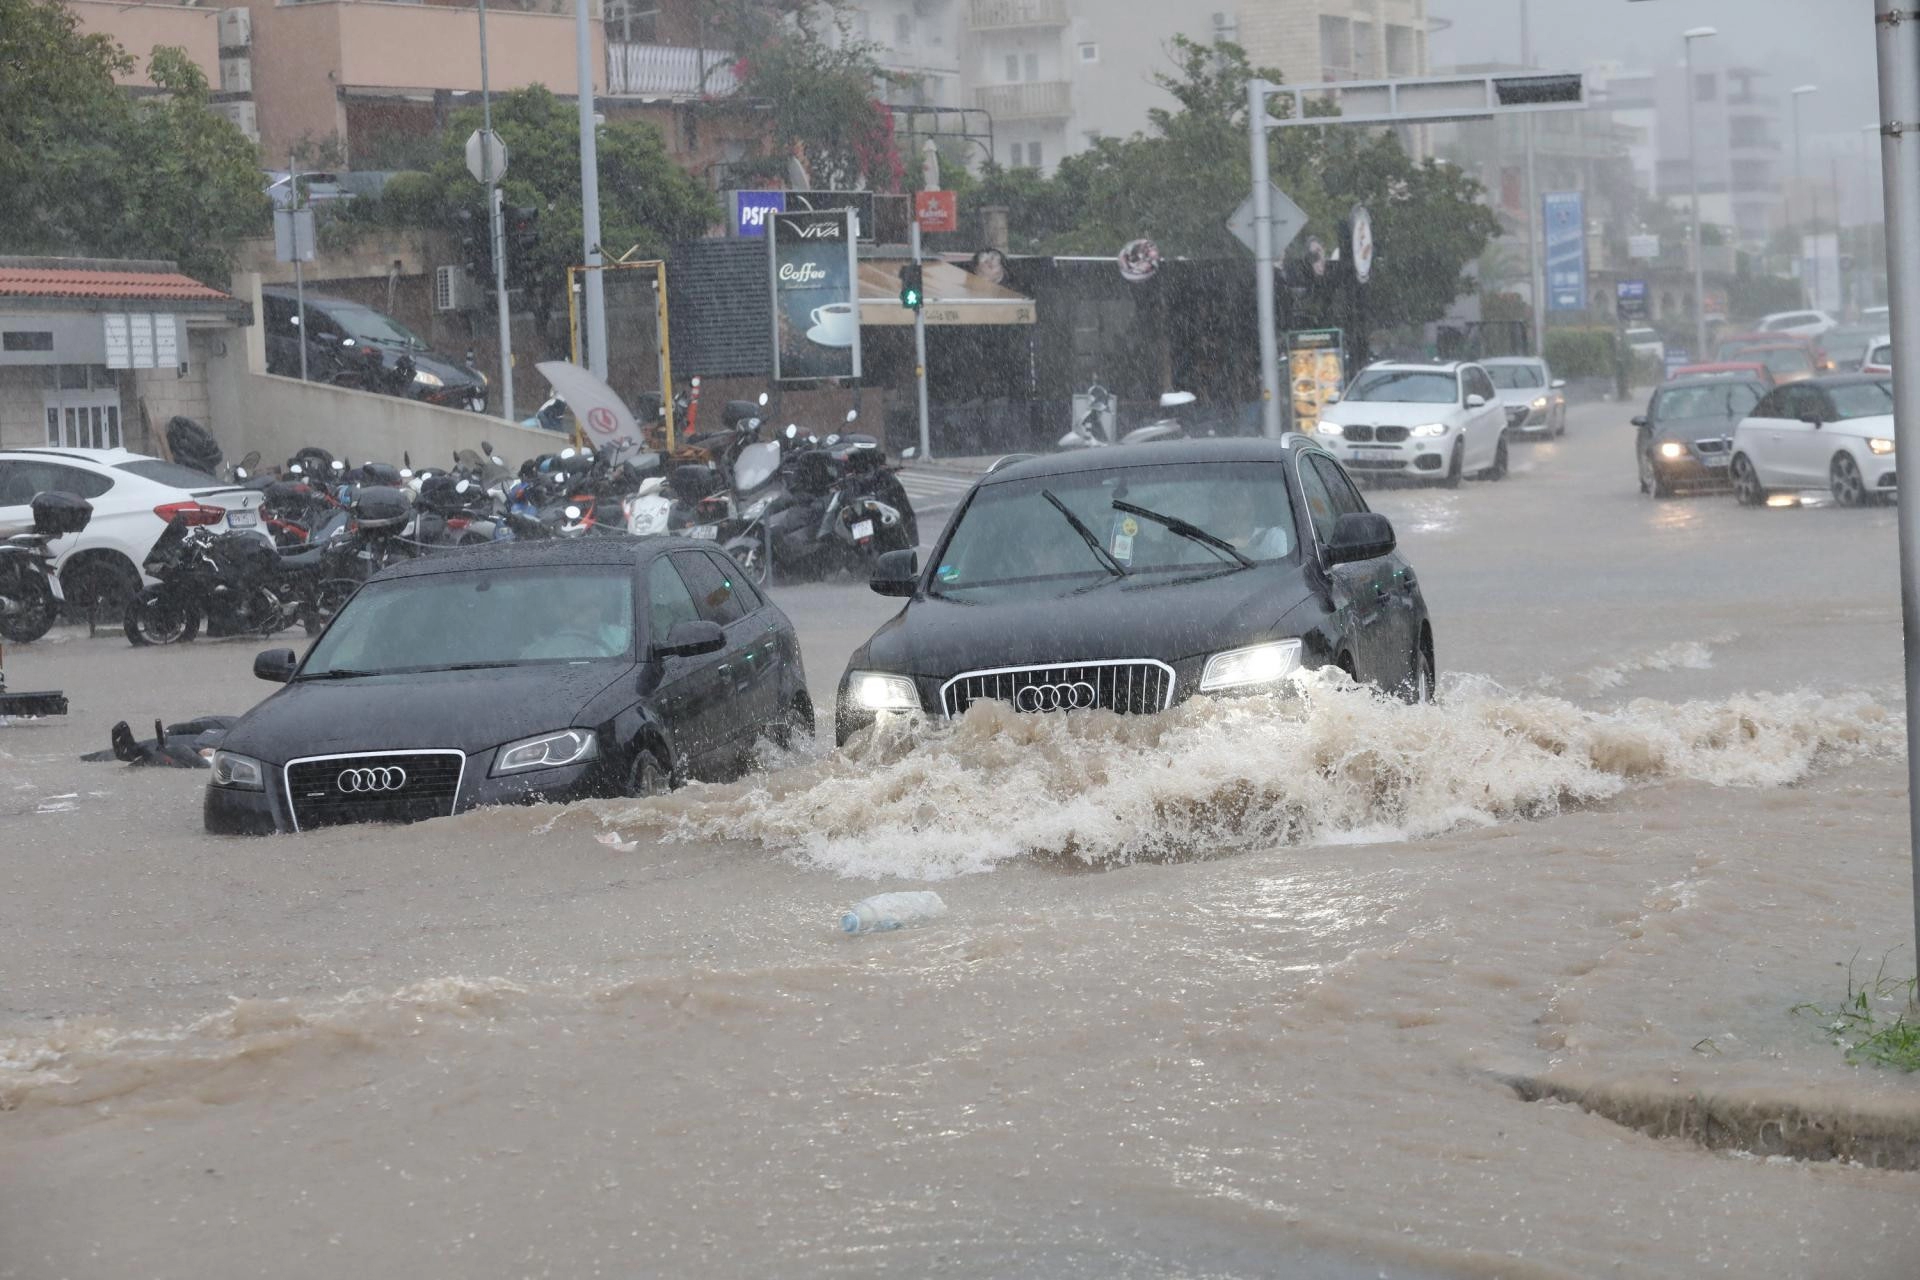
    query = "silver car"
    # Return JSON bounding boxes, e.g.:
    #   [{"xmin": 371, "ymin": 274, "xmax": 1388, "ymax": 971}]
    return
[{"xmin": 1481, "ymin": 357, "xmax": 1568, "ymax": 438}]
